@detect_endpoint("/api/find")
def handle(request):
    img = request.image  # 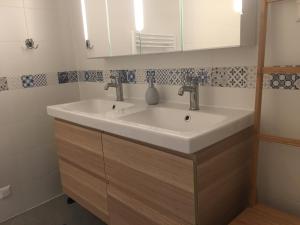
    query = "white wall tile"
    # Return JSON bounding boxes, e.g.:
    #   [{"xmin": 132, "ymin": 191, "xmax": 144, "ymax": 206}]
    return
[
  {"xmin": 24, "ymin": 0, "xmax": 58, "ymax": 9},
  {"xmin": 0, "ymin": 0, "xmax": 22, "ymax": 8},
  {"xmin": 0, "ymin": 6, "xmax": 27, "ymax": 42},
  {"xmin": 25, "ymin": 8, "xmax": 59, "ymax": 42}
]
